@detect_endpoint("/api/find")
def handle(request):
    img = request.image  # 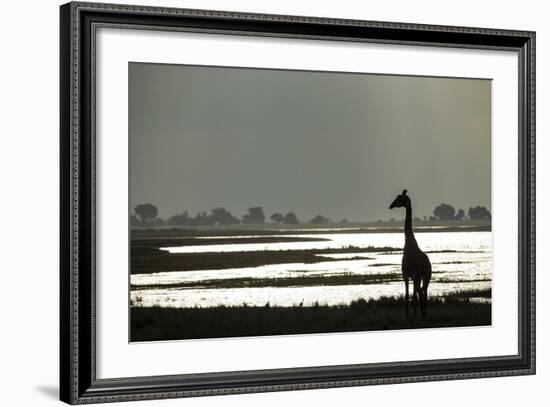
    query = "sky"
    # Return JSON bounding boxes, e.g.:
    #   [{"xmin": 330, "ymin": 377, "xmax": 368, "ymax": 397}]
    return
[{"xmin": 129, "ymin": 62, "xmax": 491, "ymax": 222}]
